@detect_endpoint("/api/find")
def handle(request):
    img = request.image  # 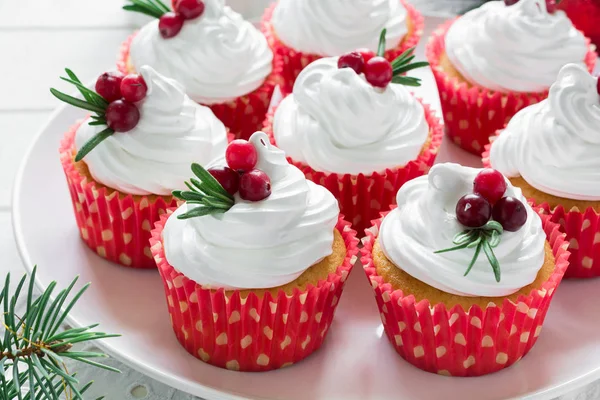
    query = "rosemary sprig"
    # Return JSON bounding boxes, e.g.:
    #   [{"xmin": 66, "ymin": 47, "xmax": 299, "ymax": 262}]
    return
[
  {"xmin": 434, "ymin": 221, "xmax": 504, "ymax": 282},
  {"xmin": 50, "ymin": 68, "xmax": 115, "ymax": 162},
  {"xmin": 378, "ymin": 28, "xmax": 429, "ymax": 87},
  {"xmin": 173, "ymin": 163, "xmax": 235, "ymax": 220},
  {"xmin": 122, "ymin": 0, "xmax": 170, "ymax": 19},
  {"xmin": 0, "ymin": 266, "xmax": 119, "ymax": 400}
]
